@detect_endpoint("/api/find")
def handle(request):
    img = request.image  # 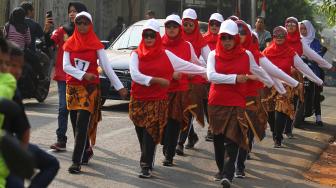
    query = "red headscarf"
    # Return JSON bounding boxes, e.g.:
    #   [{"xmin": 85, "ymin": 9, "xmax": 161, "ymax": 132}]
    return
[
  {"xmin": 203, "ymin": 22, "xmax": 218, "ymax": 50},
  {"xmin": 215, "ymin": 33, "xmax": 245, "ymax": 61},
  {"xmin": 63, "ymin": 17, "xmax": 104, "ymax": 52},
  {"xmin": 263, "ymin": 27, "xmax": 296, "ymax": 59},
  {"xmin": 285, "ymin": 17, "xmax": 303, "ymax": 56},
  {"xmin": 162, "ymin": 26, "xmax": 183, "ymax": 47},
  {"xmin": 236, "ymin": 20, "xmax": 263, "ymax": 61},
  {"xmin": 136, "ymin": 29, "xmax": 164, "ymax": 61},
  {"xmin": 181, "ymin": 18, "xmax": 207, "ymax": 55}
]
